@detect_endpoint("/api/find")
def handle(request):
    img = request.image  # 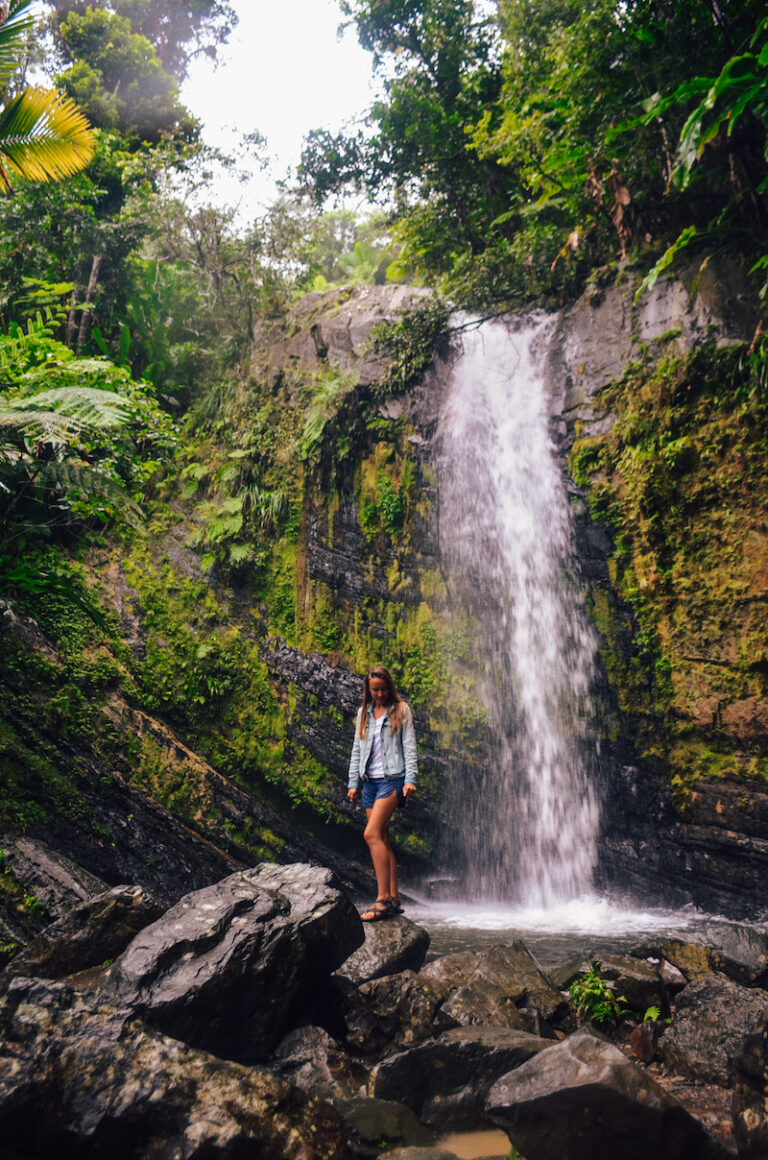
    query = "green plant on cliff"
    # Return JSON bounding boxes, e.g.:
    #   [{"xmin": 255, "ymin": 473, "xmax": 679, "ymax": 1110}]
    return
[
  {"xmin": 369, "ymin": 298, "xmax": 449, "ymax": 396},
  {"xmin": 571, "ymin": 341, "xmax": 768, "ymax": 792}
]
